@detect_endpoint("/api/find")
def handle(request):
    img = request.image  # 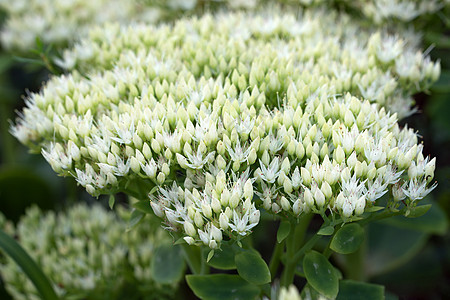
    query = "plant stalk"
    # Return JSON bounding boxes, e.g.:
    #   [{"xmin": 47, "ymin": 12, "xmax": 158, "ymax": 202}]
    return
[{"xmin": 280, "ymin": 213, "xmax": 313, "ymax": 287}]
